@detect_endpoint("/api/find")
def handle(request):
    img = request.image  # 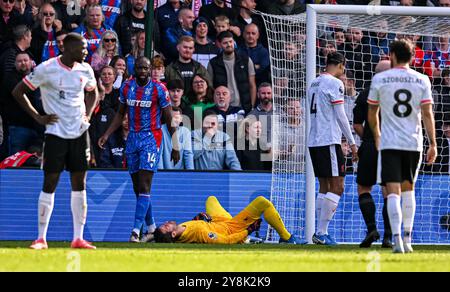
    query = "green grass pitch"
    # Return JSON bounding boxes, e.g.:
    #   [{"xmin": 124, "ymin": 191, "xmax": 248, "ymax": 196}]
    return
[{"xmin": 1, "ymin": 241, "xmax": 449, "ymax": 272}]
